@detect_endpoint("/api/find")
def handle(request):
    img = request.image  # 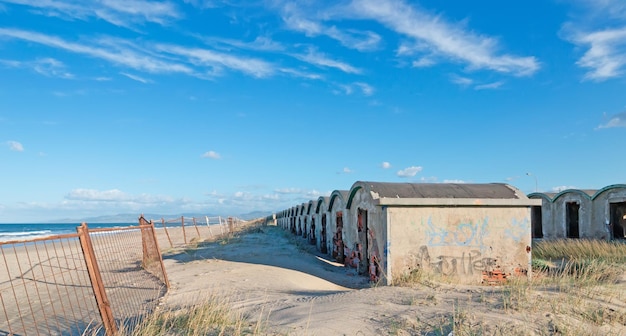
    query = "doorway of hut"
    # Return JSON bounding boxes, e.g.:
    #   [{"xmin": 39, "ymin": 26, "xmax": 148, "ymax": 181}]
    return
[
  {"xmin": 320, "ymin": 214, "xmax": 328, "ymax": 254},
  {"xmin": 566, "ymin": 202, "xmax": 580, "ymax": 238},
  {"xmin": 357, "ymin": 208, "xmax": 369, "ymax": 275},
  {"xmin": 333, "ymin": 212, "xmax": 345, "ymax": 263},
  {"xmin": 531, "ymin": 206, "xmax": 543, "ymax": 238},
  {"xmin": 610, "ymin": 202, "xmax": 626, "ymax": 240}
]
